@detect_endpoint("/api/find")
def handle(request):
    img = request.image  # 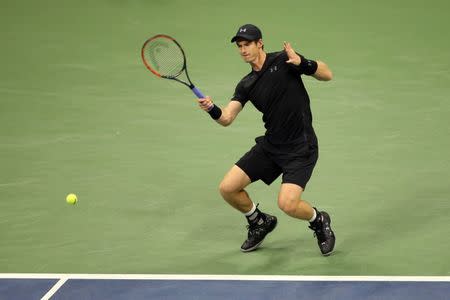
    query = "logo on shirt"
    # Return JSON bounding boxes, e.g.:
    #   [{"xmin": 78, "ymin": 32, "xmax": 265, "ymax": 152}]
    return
[{"xmin": 269, "ymin": 65, "xmax": 278, "ymax": 73}]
